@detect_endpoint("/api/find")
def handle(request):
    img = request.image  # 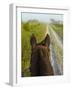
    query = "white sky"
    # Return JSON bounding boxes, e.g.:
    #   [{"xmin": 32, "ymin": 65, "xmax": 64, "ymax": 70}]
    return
[{"xmin": 21, "ymin": 12, "xmax": 63, "ymax": 23}]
